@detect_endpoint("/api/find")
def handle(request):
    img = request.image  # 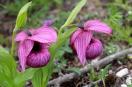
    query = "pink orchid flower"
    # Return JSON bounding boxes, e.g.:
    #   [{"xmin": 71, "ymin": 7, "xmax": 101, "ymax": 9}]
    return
[
  {"xmin": 70, "ymin": 20, "xmax": 112, "ymax": 65},
  {"xmin": 15, "ymin": 21, "xmax": 57, "ymax": 71}
]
